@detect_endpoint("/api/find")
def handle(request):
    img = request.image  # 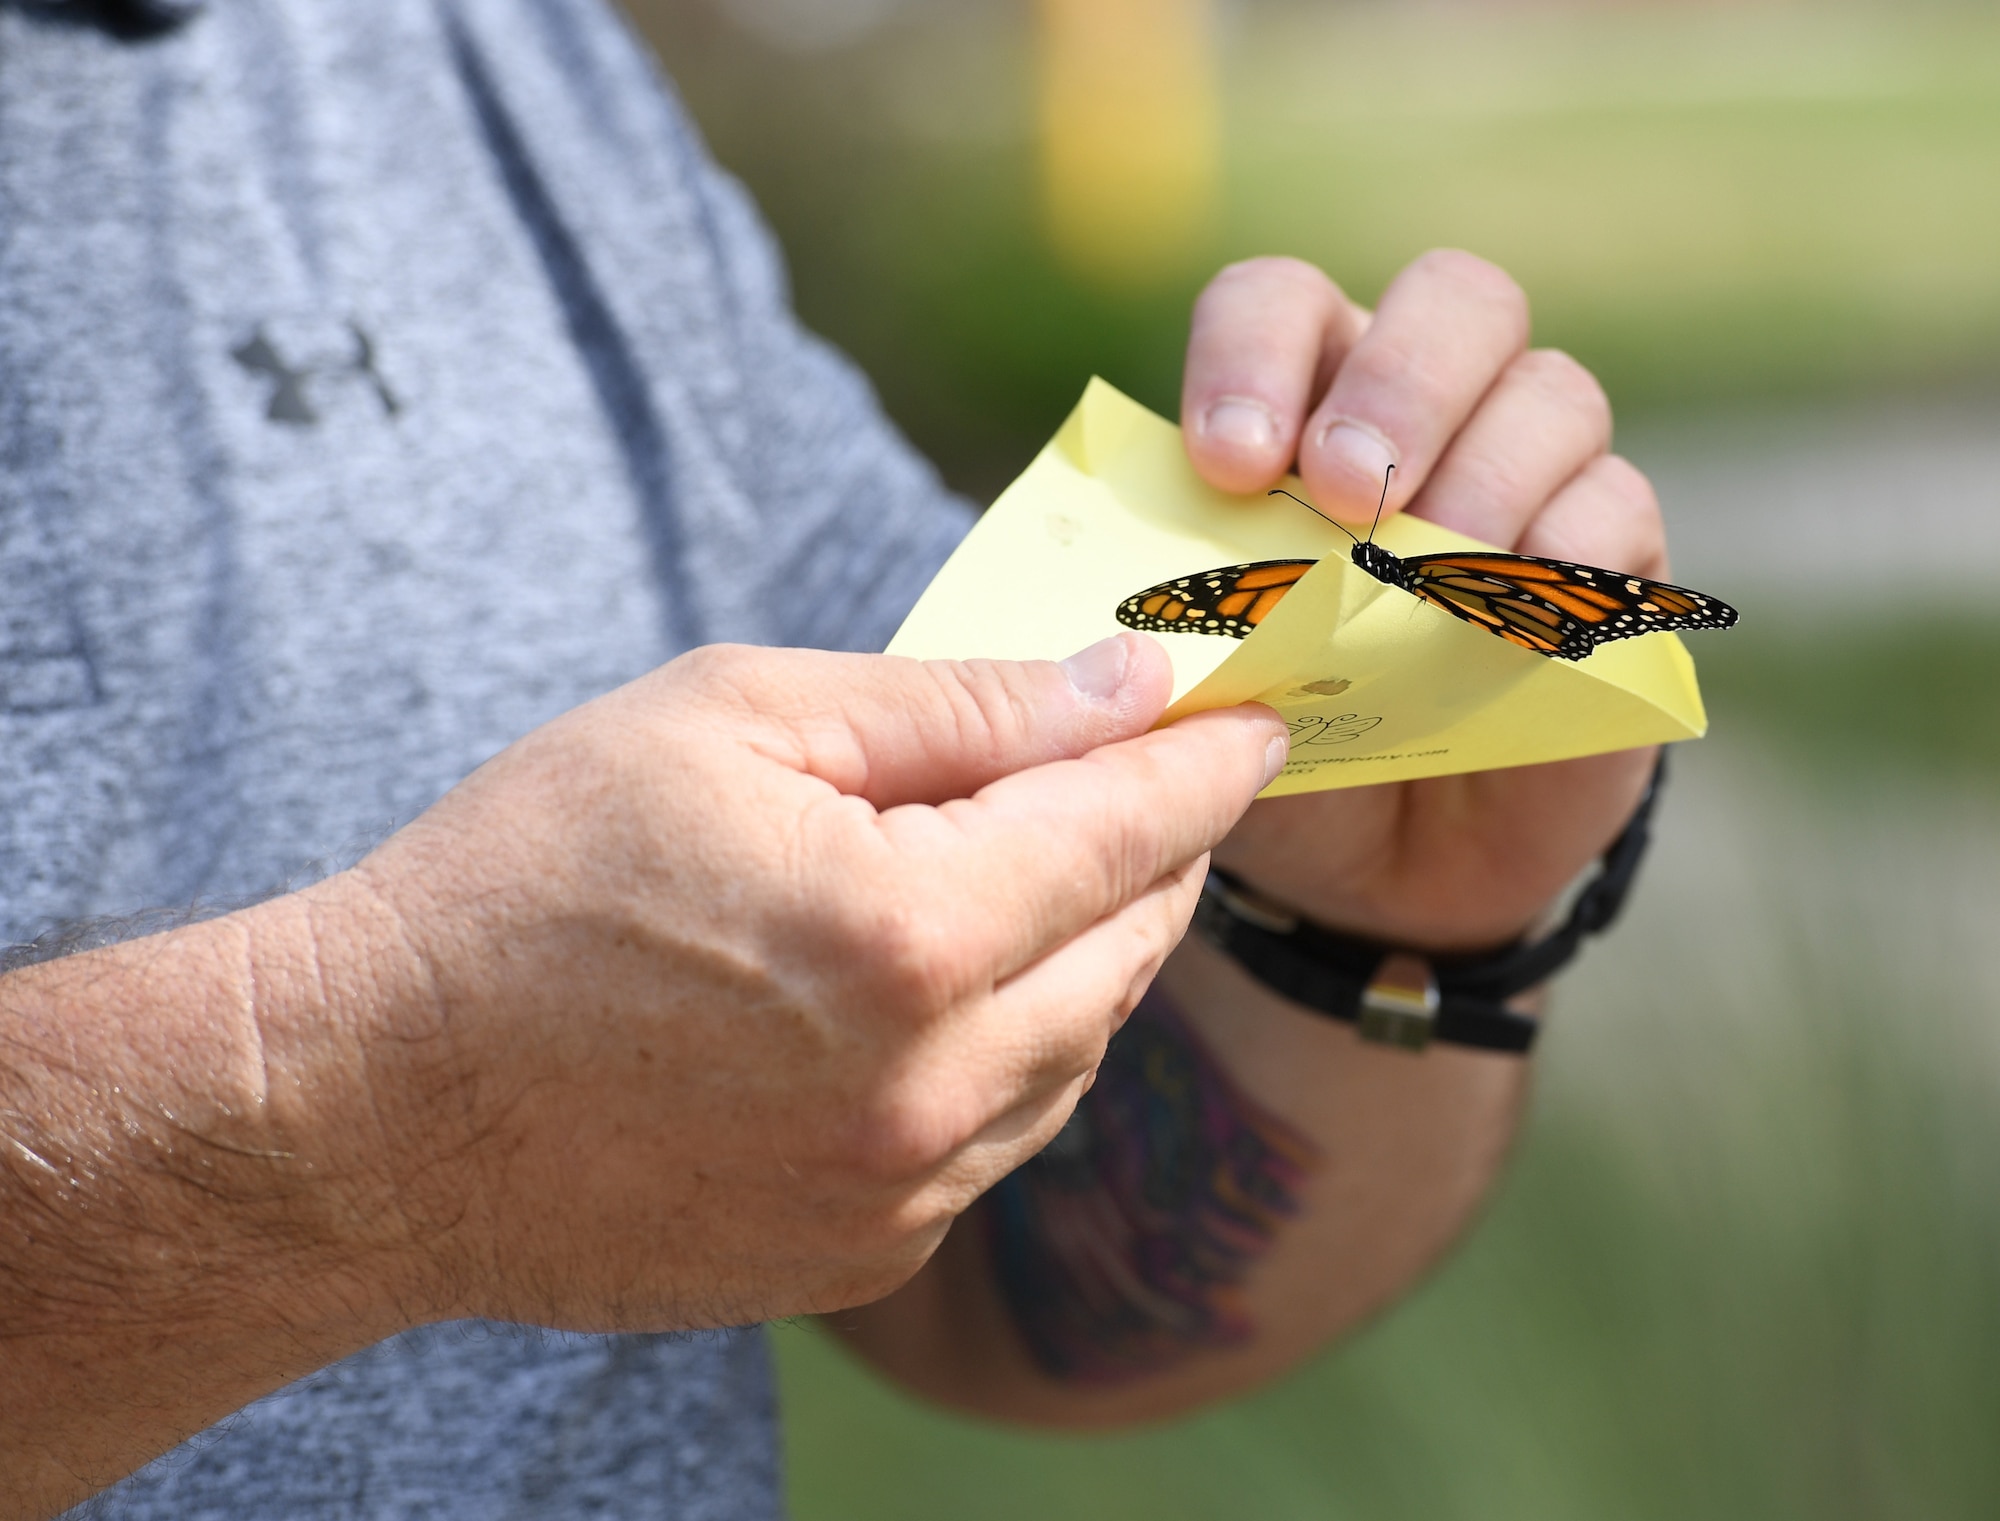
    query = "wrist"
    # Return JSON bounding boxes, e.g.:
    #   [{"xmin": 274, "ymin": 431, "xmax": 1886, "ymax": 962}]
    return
[
  {"xmin": 1196, "ymin": 756, "xmax": 1666, "ymax": 1053},
  {"xmin": 238, "ymin": 873, "xmax": 480, "ymax": 1330},
  {"xmin": 0, "ymin": 898, "xmax": 428, "ymax": 1509}
]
